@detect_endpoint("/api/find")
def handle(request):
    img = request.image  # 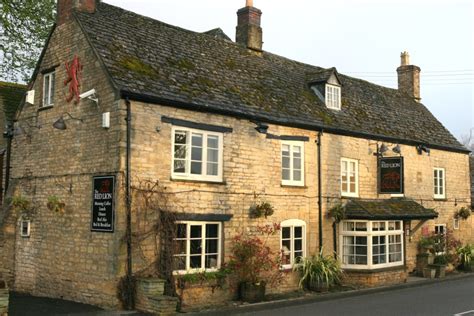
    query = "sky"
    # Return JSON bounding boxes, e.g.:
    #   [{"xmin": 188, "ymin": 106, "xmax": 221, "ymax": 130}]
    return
[{"xmin": 107, "ymin": 0, "xmax": 473, "ymax": 142}]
